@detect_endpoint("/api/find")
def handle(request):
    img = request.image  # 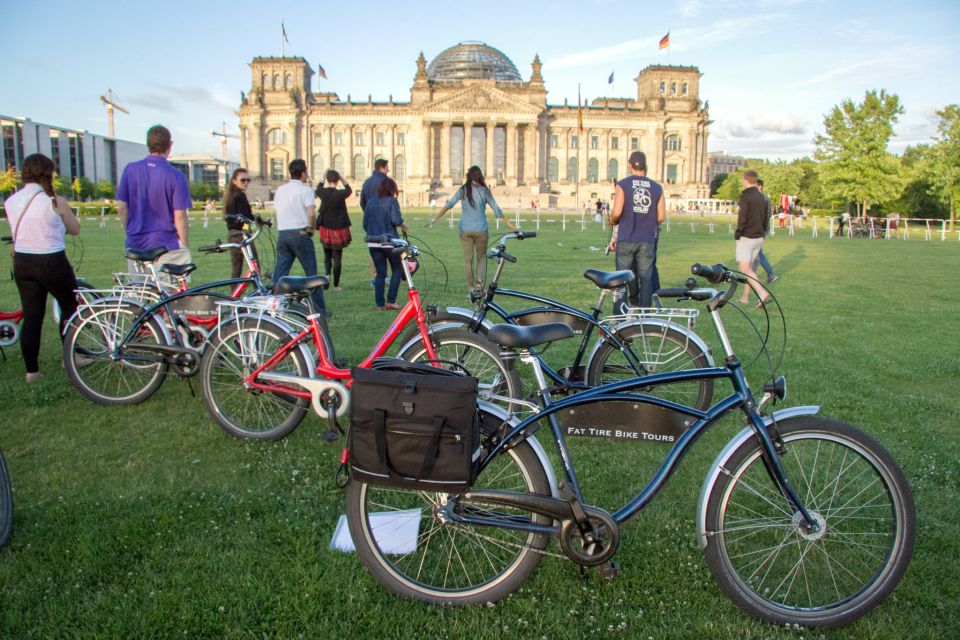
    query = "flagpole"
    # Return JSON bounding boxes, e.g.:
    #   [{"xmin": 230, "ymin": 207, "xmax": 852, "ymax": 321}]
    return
[
  {"xmin": 281, "ymin": 21, "xmax": 285, "ymax": 57},
  {"xmin": 576, "ymin": 83, "xmax": 581, "ymax": 212},
  {"xmin": 668, "ymin": 27, "xmax": 671, "ymax": 64}
]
